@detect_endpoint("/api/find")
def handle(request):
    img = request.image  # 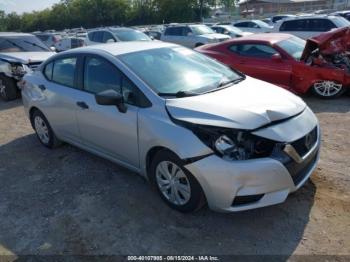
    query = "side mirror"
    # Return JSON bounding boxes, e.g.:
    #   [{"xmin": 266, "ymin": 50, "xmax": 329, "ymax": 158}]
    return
[
  {"xmin": 271, "ymin": 53, "xmax": 282, "ymax": 63},
  {"xmin": 187, "ymin": 32, "xmax": 193, "ymax": 36},
  {"xmin": 50, "ymin": 46, "xmax": 56, "ymax": 52},
  {"xmin": 150, "ymin": 36, "xmax": 155, "ymax": 40},
  {"xmin": 95, "ymin": 89, "xmax": 127, "ymax": 113},
  {"xmin": 106, "ymin": 39, "xmax": 116, "ymax": 43}
]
